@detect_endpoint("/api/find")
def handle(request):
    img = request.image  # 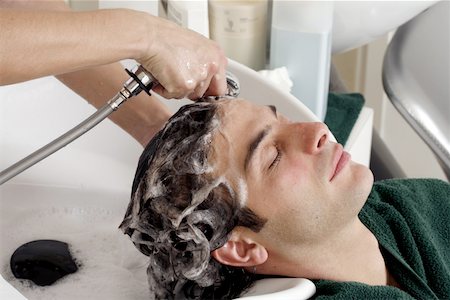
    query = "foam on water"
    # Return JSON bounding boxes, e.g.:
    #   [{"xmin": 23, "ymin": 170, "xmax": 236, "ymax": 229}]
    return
[{"xmin": 0, "ymin": 184, "xmax": 150, "ymax": 300}]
